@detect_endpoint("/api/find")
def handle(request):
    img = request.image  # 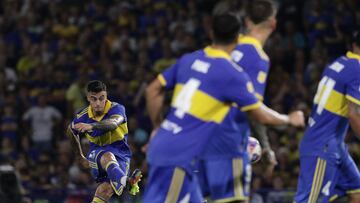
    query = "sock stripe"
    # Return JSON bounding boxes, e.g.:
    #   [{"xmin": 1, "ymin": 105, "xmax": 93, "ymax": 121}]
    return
[
  {"xmin": 105, "ymin": 160, "xmax": 119, "ymax": 171},
  {"xmin": 92, "ymin": 196, "xmax": 106, "ymax": 203}
]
